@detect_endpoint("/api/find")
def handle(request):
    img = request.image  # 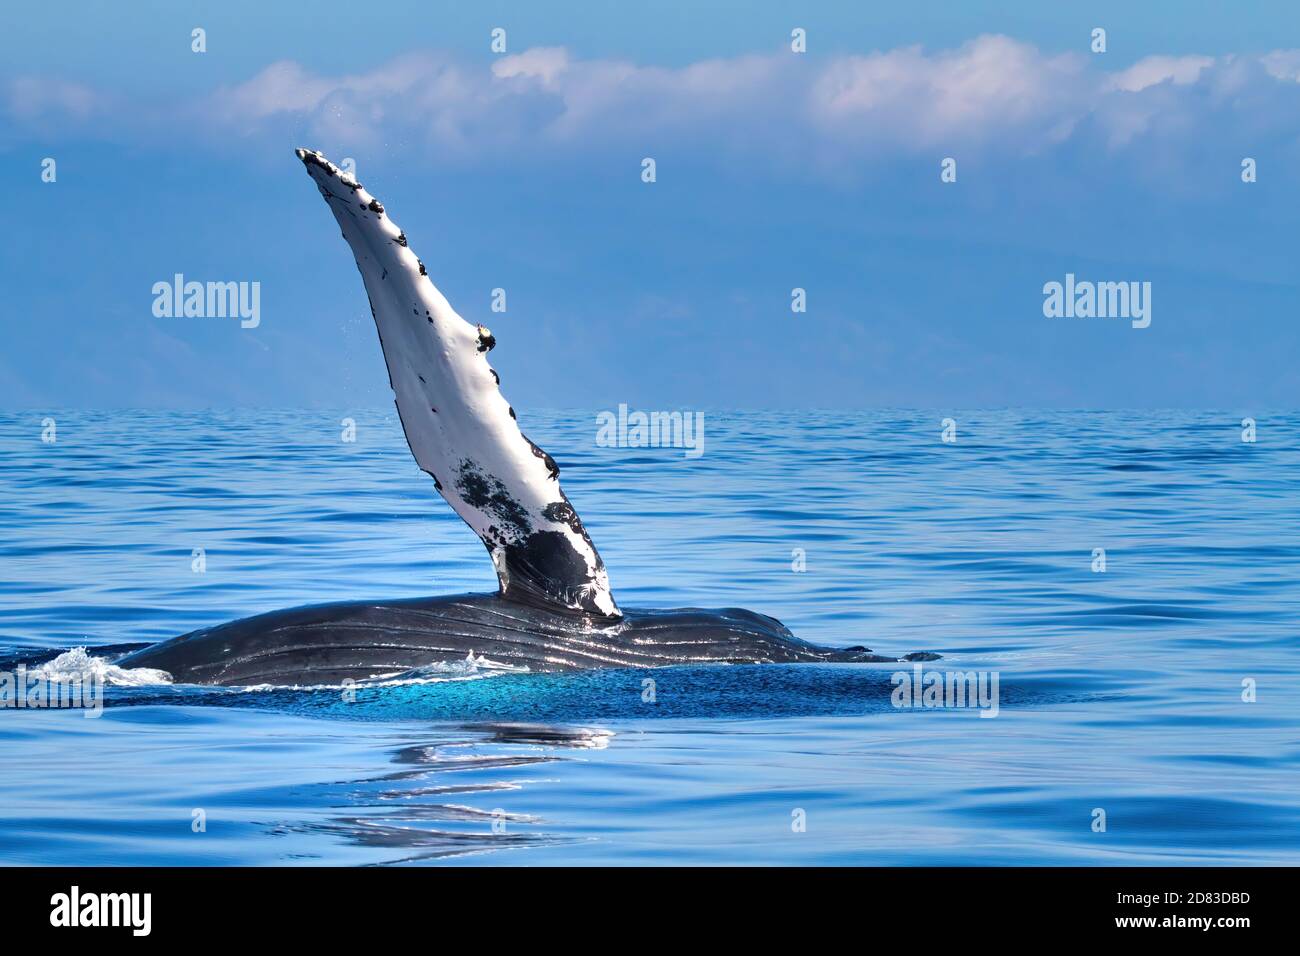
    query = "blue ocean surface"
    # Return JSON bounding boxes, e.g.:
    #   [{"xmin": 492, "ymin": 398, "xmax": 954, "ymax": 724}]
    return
[{"xmin": 0, "ymin": 408, "xmax": 1297, "ymax": 865}]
